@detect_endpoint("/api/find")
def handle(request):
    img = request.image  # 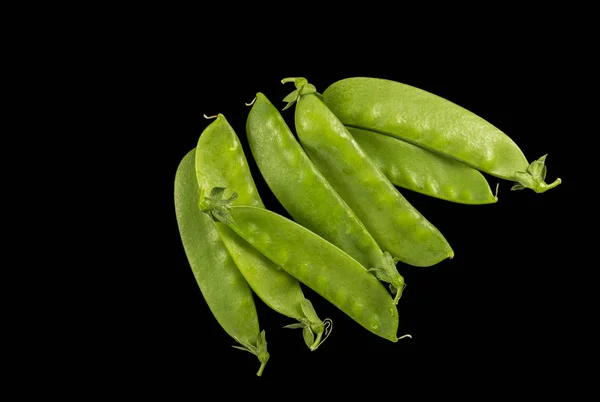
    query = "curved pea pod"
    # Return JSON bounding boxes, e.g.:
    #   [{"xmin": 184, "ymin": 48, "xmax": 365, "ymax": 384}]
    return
[
  {"xmin": 322, "ymin": 77, "xmax": 561, "ymax": 193},
  {"xmin": 196, "ymin": 114, "xmax": 330, "ymax": 349},
  {"xmin": 246, "ymin": 93, "xmax": 405, "ymax": 303},
  {"xmin": 202, "ymin": 202, "xmax": 406, "ymax": 343},
  {"xmin": 283, "ymin": 77, "xmax": 454, "ymax": 268},
  {"xmin": 348, "ymin": 126, "xmax": 498, "ymax": 205},
  {"xmin": 174, "ymin": 148, "xmax": 269, "ymax": 376}
]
